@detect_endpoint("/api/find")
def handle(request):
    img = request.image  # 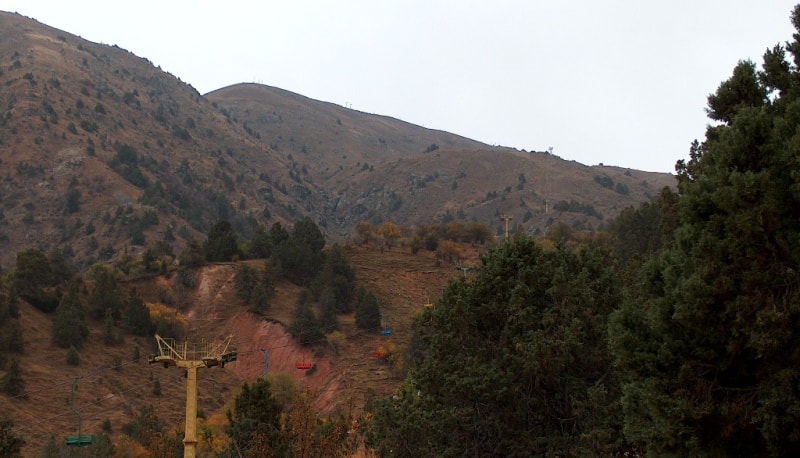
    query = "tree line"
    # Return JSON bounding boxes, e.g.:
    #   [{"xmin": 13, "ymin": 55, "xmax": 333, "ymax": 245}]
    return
[
  {"xmin": 0, "ymin": 215, "xmax": 378, "ymax": 456},
  {"xmin": 366, "ymin": 6, "xmax": 800, "ymax": 456}
]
